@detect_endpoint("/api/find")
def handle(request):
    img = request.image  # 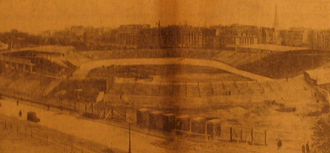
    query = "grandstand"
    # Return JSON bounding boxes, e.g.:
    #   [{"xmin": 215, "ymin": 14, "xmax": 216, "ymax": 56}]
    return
[
  {"xmin": 86, "ymin": 65, "xmax": 230, "ymax": 79},
  {"xmin": 106, "ymin": 80, "xmax": 269, "ymax": 98},
  {"xmin": 81, "ymin": 48, "xmax": 219, "ymax": 60},
  {"xmin": 0, "ymin": 69, "xmax": 54, "ymax": 98},
  {"xmin": 1, "ymin": 45, "xmax": 73, "ymax": 57},
  {"xmin": 0, "ymin": 46, "xmax": 78, "ymax": 78},
  {"xmin": 211, "ymin": 51, "xmax": 273, "ymax": 67},
  {"xmin": 32, "ymin": 58, "xmax": 66, "ymax": 76},
  {"xmin": 238, "ymin": 50, "xmax": 330, "ymax": 79},
  {"xmin": 53, "ymin": 79, "xmax": 108, "ymax": 102}
]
